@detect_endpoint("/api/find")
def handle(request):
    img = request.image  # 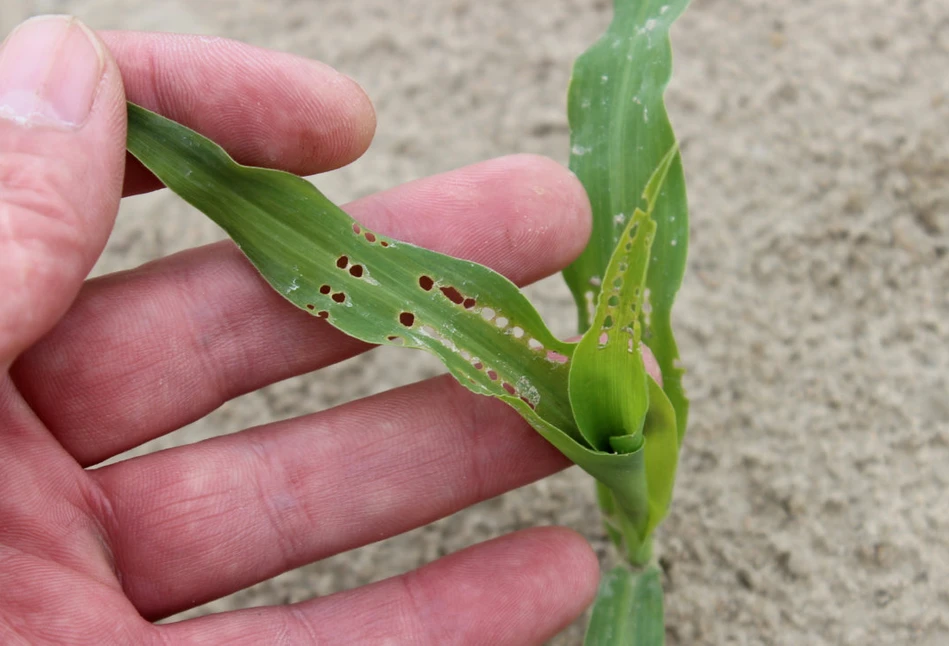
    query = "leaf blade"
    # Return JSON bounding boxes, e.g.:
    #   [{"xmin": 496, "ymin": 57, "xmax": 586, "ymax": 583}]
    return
[
  {"xmin": 564, "ymin": 0, "xmax": 691, "ymax": 441},
  {"xmin": 568, "ymin": 147, "xmax": 677, "ymax": 453},
  {"xmin": 126, "ymin": 102, "xmax": 583, "ymax": 442},
  {"xmin": 584, "ymin": 564, "xmax": 665, "ymax": 646}
]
